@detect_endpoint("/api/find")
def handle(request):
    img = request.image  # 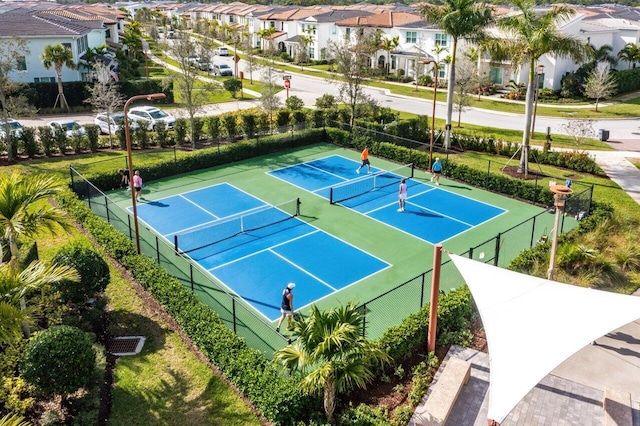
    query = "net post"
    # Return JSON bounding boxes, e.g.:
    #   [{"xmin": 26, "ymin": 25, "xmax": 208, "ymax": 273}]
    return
[
  {"xmin": 329, "ymin": 187, "xmax": 334, "ymax": 204},
  {"xmin": 410, "ymin": 163, "xmax": 415, "ymax": 179},
  {"xmin": 468, "ymin": 247, "xmax": 474, "ymax": 259},
  {"xmin": 296, "ymin": 198, "xmax": 301, "ymax": 216},
  {"xmin": 494, "ymin": 233, "xmax": 501, "ymax": 266},
  {"xmin": 174, "ymin": 235, "xmax": 178, "ymax": 255}
]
